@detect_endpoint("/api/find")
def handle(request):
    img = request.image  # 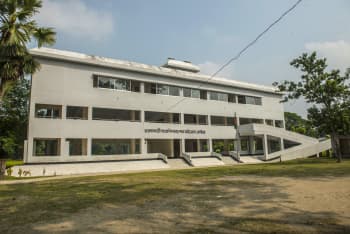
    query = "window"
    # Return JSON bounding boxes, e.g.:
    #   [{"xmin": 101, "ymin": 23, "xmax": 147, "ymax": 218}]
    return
[
  {"xmin": 91, "ymin": 139, "xmax": 141, "ymax": 155},
  {"xmin": 228, "ymin": 94, "xmax": 236, "ymax": 103},
  {"xmin": 145, "ymin": 83, "xmax": 180, "ymax": 96},
  {"xmin": 275, "ymin": 120, "xmax": 284, "ymax": 128},
  {"xmin": 94, "ymin": 75, "xmax": 139, "ymax": 92},
  {"xmin": 240, "ymin": 138, "xmax": 249, "ymax": 152},
  {"xmin": 211, "ymin": 116, "xmax": 226, "ymax": 126},
  {"xmin": 183, "ymin": 88, "xmax": 200, "ymax": 98},
  {"xmin": 92, "ymin": 108, "xmax": 140, "ymax": 122},
  {"xmin": 265, "ymin": 119, "xmax": 274, "ymax": 126},
  {"xmin": 237, "ymin": 95, "xmax": 262, "ymax": 105},
  {"xmin": 209, "ymin": 91, "xmax": 228, "ymax": 102},
  {"xmin": 66, "ymin": 106, "xmax": 88, "ymax": 120},
  {"xmin": 33, "ymin": 138, "xmax": 60, "ymax": 156},
  {"xmin": 198, "ymin": 115, "xmax": 208, "ymax": 125},
  {"xmin": 184, "ymin": 114, "xmax": 197, "ymax": 124},
  {"xmin": 200, "ymin": 90, "xmax": 207, "ymax": 100},
  {"xmin": 145, "ymin": 111, "xmax": 180, "ymax": 124},
  {"xmin": 35, "ymin": 104, "xmax": 62, "ymax": 119},
  {"xmin": 254, "ymin": 137, "xmax": 263, "ymax": 151},
  {"xmin": 239, "ymin": 118, "xmax": 263, "ymax": 125},
  {"xmin": 211, "ymin": 116, "xmax": 234, "ymax": 126},
  {"xmin": 185, "ymin": 139, "xmax": 198, "ymax": 152},
  {"xmin": 199, "ymin": 139, "xmax": 209, "ymax": 152},
  {"xmin": 67, "ymin": 138, "xmax": 87, "ymax": 156}
]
